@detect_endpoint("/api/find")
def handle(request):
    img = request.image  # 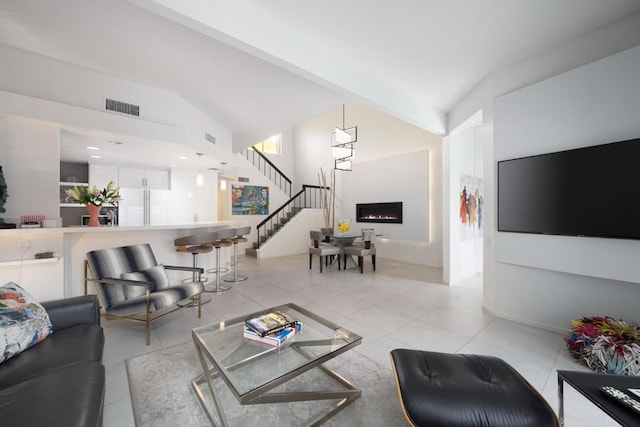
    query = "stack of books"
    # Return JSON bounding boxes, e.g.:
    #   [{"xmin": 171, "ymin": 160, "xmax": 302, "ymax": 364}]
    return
[{"xmin": 244, "ymin": 311, "xmax": 302, "ymax": 347}]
